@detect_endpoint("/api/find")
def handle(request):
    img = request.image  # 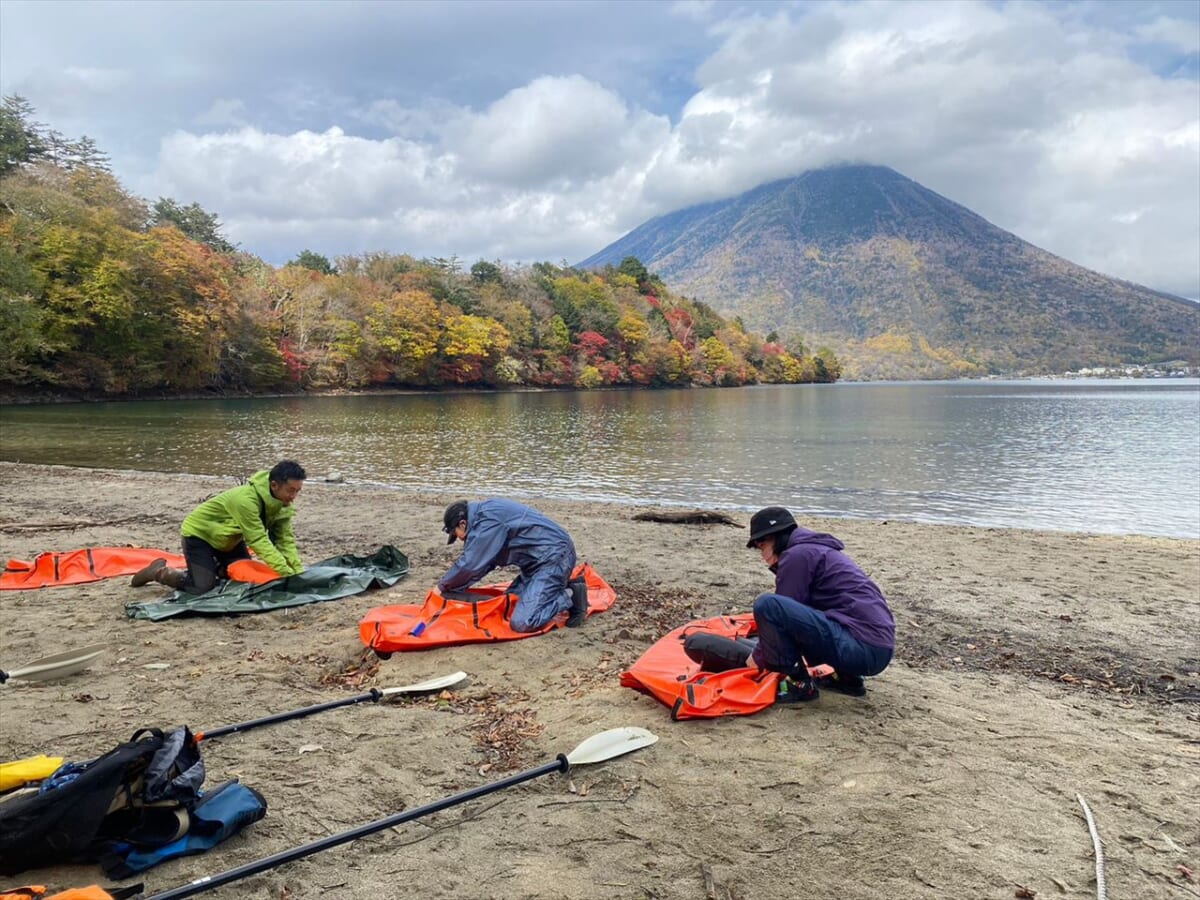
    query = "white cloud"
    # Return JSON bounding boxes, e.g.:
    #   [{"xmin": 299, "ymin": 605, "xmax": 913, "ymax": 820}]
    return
[
  {"xmin": 5, "ymin": 0, "xmax": 1194, "ymax": 296},
  {"xmin": 156, "ymin": 126, "xmax": 444, "ymax": 220},
  {"xmin": 452, "ymin": 76, "xmax": 670, "ymax": 190}
]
